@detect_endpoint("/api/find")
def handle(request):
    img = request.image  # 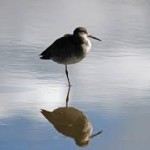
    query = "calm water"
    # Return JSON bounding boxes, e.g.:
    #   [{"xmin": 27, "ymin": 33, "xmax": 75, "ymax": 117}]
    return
[{"xmin": 0, "ymin": 0, "xmax": 150, "ymax": 149}]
